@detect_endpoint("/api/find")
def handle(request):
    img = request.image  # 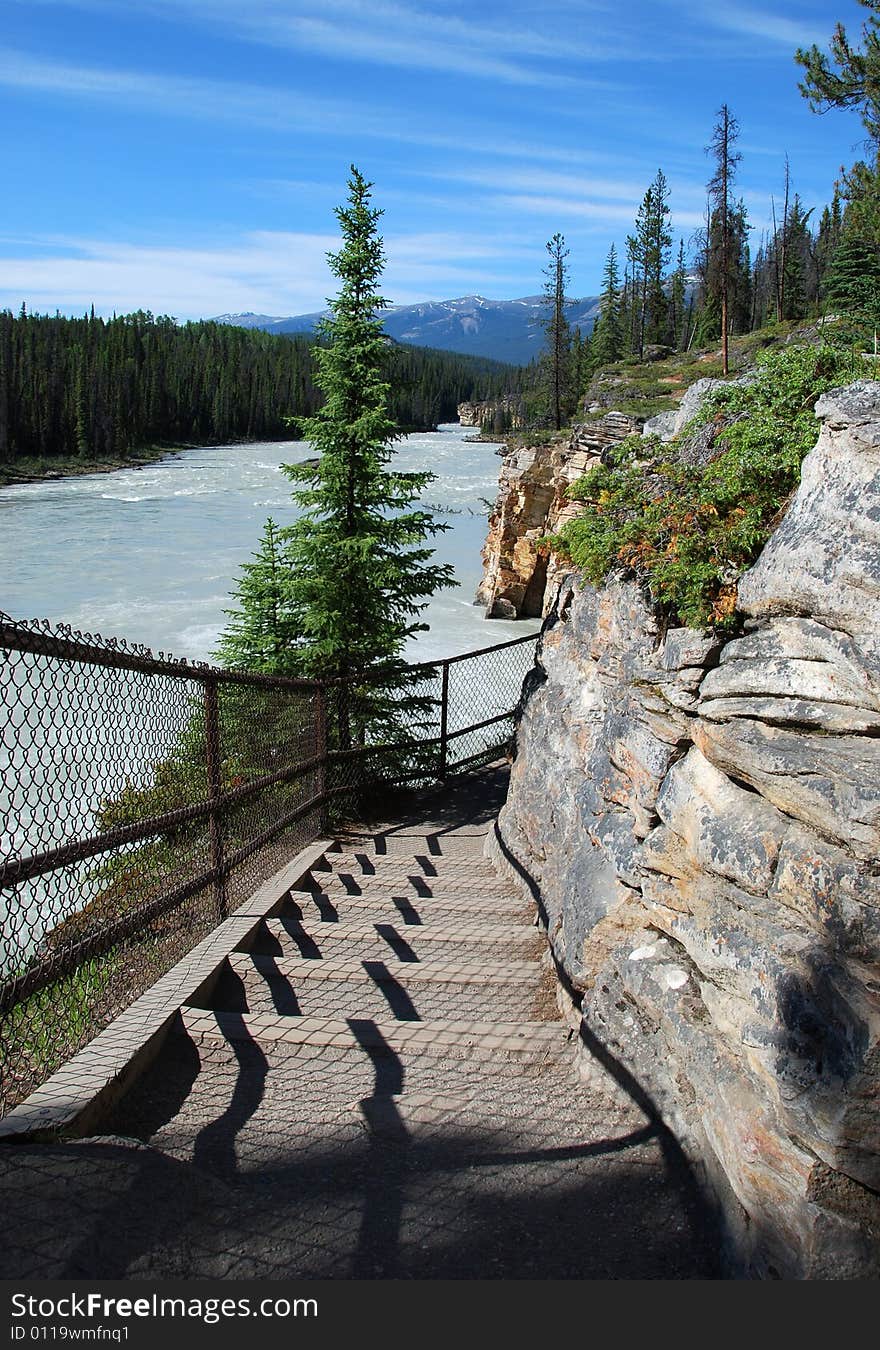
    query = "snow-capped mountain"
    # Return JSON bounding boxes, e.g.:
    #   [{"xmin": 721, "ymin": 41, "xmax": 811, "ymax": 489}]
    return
[
  {"xmin": 211, "ymin": 311, "xmax": 287, "ymax": 329},
  {"xmin": 212, "ymin": 294, "xmax": 601, "ymax": 365}
]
